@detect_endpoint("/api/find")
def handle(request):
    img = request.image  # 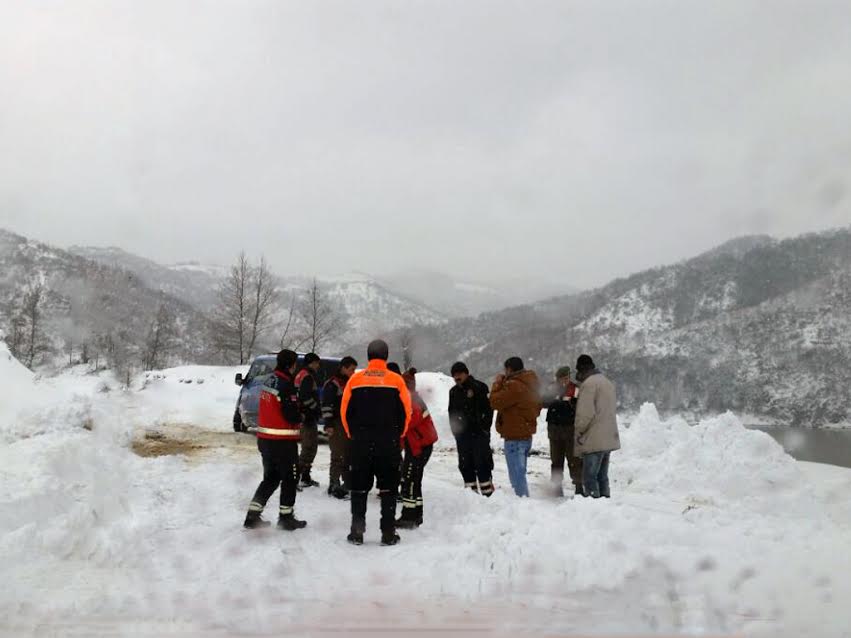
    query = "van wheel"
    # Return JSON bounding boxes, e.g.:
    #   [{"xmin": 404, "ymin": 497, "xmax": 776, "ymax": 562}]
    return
[{"xmin": 233, "ymin": 408, "xmax": 245, "ymax": 433}]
